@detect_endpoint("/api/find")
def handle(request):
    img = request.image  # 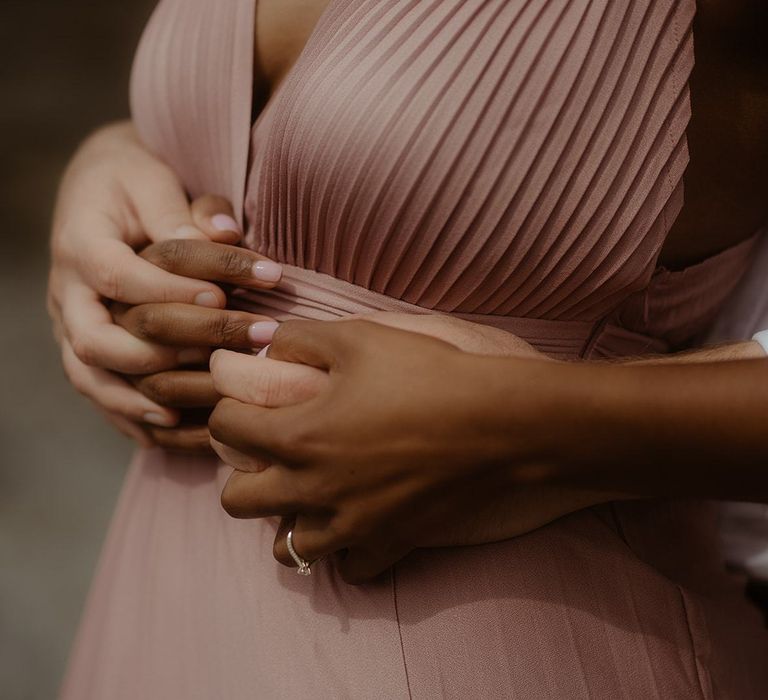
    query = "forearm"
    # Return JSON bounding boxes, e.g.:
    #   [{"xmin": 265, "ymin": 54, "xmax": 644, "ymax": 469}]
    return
[{"xmin": 505, "ymin": 354, "xmax": 768, "ymax": 503}]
